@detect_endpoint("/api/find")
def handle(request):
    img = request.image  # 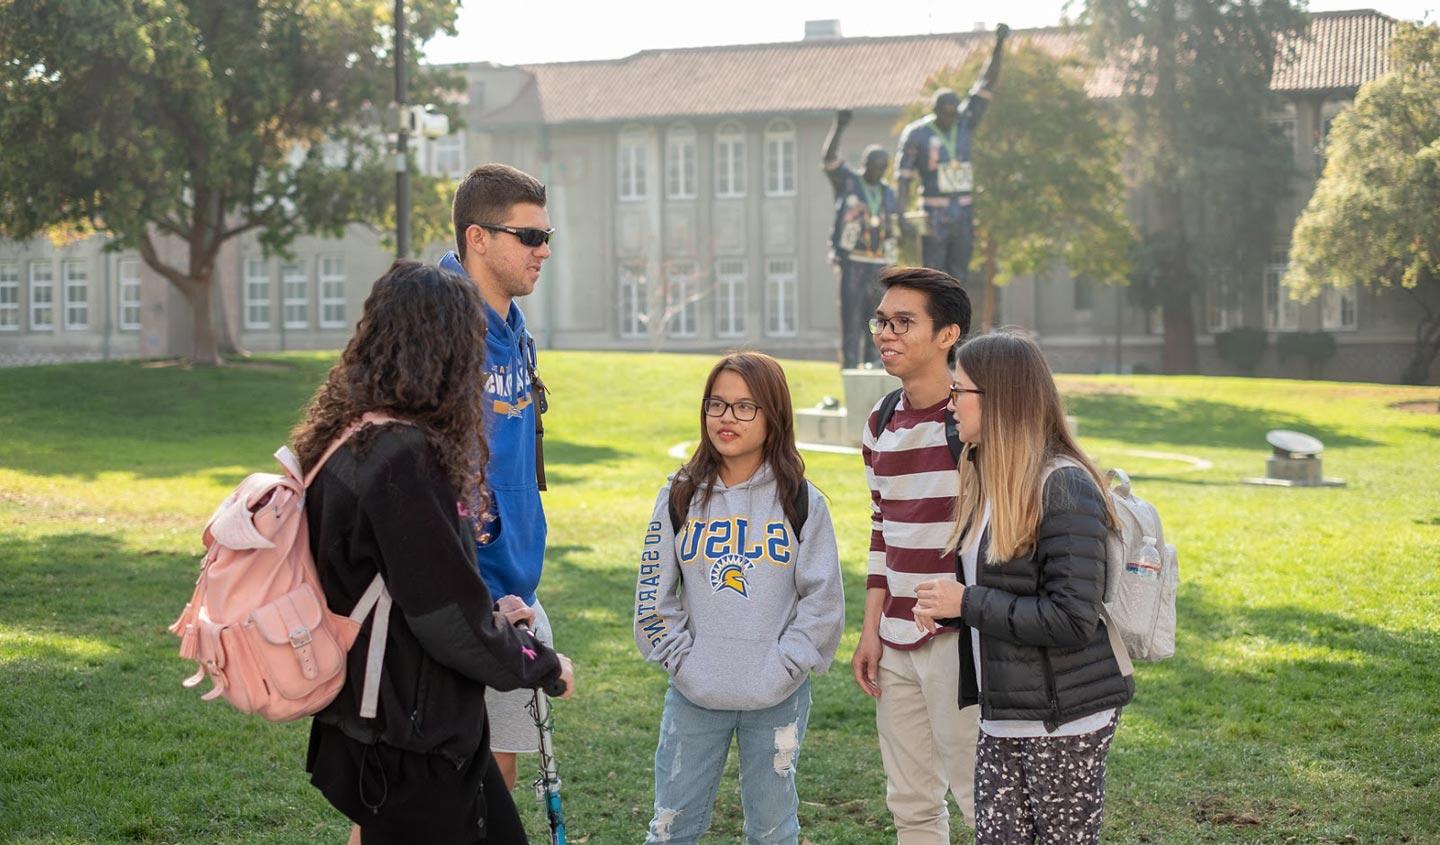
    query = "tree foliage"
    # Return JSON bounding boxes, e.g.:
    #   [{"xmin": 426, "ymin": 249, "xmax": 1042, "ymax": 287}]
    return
[
  {"xmin": 903, "ymin": 43, "xmax": 1135, "ymax": 330},
  {"xmin": 1286, "ymin": 23, "xmax": 1440, "ymax": 384},
  {"xmin": 0, "ymin": 0, "xmax": 461, "ymax": 364},
  {"xmin": 1081, "ymin": 0, "xmax": 1307, "ymax": 373}
]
